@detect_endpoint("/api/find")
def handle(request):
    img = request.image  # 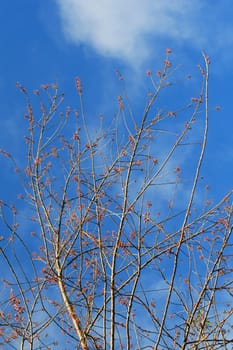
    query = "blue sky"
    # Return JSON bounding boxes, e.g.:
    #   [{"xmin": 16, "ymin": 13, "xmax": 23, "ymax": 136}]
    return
[
  {"xmin": 0, "ymin": 1, "xmax": 232, "ymax": 348},
  {"xmin": 0, "ymin": 0, "xmax": 232, "ymax": 203}
]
